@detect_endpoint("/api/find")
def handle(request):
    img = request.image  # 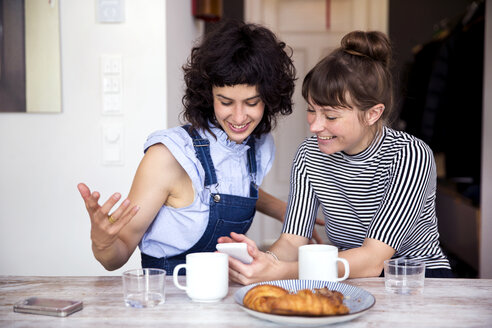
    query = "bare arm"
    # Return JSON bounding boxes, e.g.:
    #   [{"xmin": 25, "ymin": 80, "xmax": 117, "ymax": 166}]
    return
[
  {"xmin": 256, "ymin": 189, "xmax": 325, "ymax": 244},
  {"xmin": 256, "ymin": 188, "xmax": 286, "ymax": 222},
  {"xmin": 79, "ymin": 144, "xmax": 192, "ymax": 270},
  {"xmin": 269, "ymin": 233, "xmax": 308, "ymax": 261},
  {"xmin": 338, "ymin": 238, "xmax": 395, "ymax": 277},
  {"xmin": 269, "ymin": 235, "xmax": 395, "ymax": 279}
]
